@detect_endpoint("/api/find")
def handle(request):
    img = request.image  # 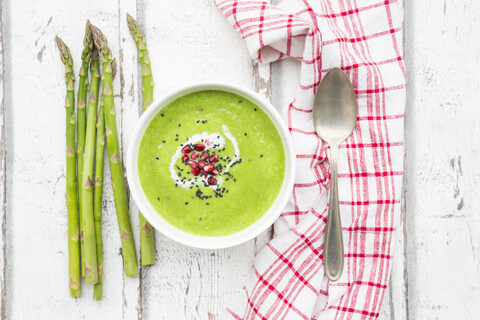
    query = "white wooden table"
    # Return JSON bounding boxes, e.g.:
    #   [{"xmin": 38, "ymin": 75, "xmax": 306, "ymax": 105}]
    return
[{"xmin": 0, "ymin": 0, "xmax": 478, "ymax": 319}]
